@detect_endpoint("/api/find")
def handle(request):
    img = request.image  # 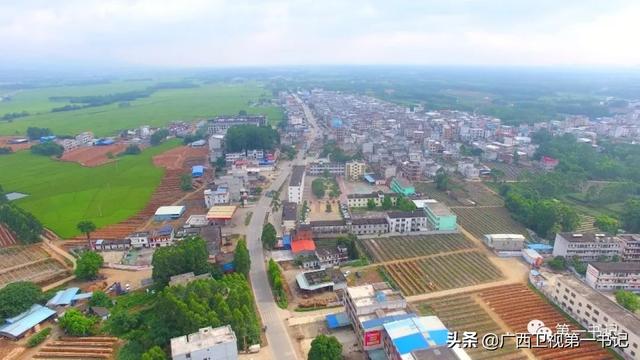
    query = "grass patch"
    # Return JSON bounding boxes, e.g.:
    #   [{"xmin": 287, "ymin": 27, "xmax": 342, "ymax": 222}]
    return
[{"xmin": 0, "ymin": 140, "xmax": 180, "ymax": 238}]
